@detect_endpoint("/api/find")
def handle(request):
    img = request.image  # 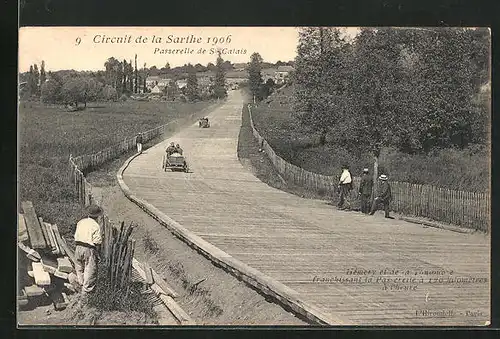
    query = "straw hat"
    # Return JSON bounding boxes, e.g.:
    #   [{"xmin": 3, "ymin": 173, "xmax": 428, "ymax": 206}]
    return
[
  {"xmin": 363, "ymin": 168, "xmax": 369, "ymax": 173},
  {"xmin": 379, "ymin": 174, "xmax": 388, "ymax": 181},
  {"xmin": 86, "ymin": 204, "xmax": 103, "ymax": 218}
]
